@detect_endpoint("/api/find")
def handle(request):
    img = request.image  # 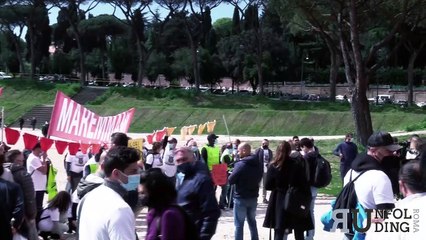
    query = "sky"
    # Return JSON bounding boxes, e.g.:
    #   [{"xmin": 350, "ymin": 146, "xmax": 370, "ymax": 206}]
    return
[{"xmin": 48, "ymin": 2, "xmax": 235, "ymax": 25}]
